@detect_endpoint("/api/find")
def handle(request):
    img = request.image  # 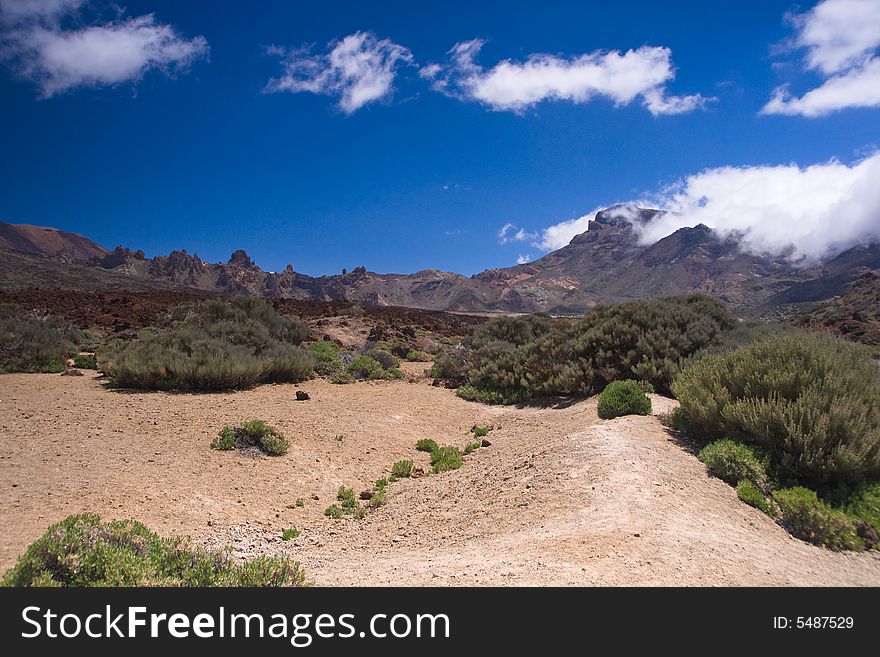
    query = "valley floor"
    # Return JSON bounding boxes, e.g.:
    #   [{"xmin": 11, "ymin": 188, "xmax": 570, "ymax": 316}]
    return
[{"xmin": 1, "ymin": 370, "xmax": 878, "ymax": 585}]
